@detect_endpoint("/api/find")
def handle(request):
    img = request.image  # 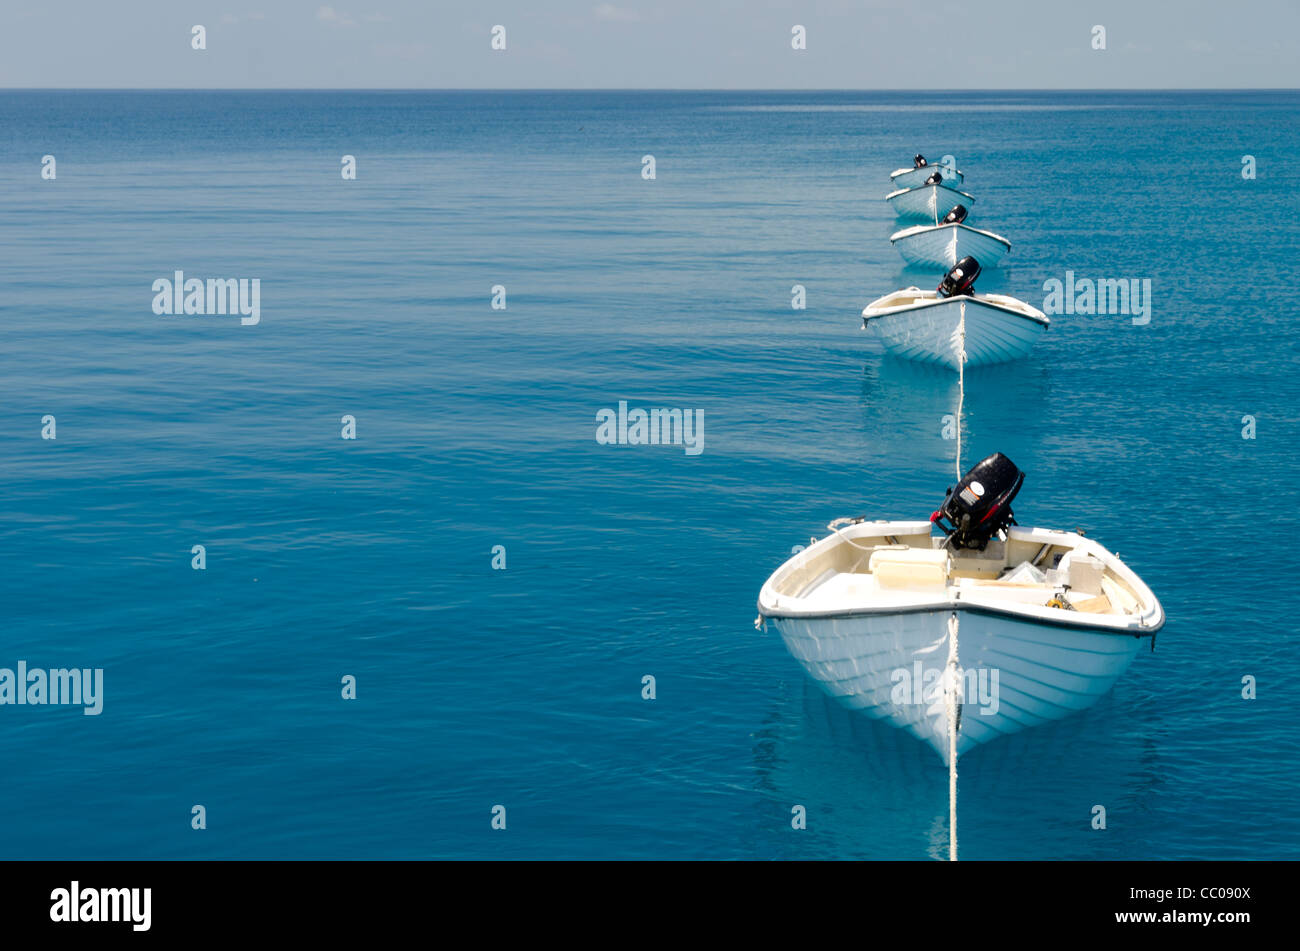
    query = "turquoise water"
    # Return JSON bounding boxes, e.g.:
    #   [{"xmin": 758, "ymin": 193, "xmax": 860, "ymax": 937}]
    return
[{"xmin": 1, "ymin": 90, "xmax": 1298, "ymax": 859}]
